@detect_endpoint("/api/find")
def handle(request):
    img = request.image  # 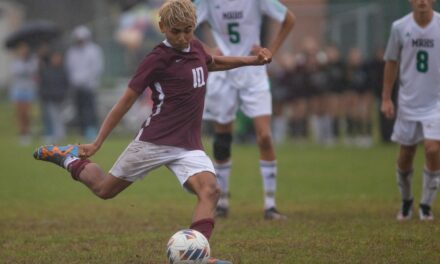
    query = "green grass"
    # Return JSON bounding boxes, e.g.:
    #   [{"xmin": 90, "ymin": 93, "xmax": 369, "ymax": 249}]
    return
[{"xmin": 1, "ymin": 103, "xmax": 440, "ymax": 263}]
